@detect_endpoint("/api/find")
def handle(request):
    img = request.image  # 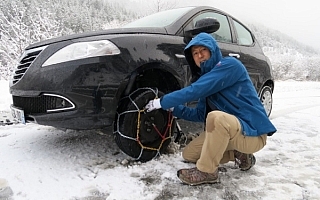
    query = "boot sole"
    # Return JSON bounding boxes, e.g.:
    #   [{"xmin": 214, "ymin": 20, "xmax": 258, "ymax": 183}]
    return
[{"xmin": 178, "ymin": 176, "xmax": 220, "ymax": 186}]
